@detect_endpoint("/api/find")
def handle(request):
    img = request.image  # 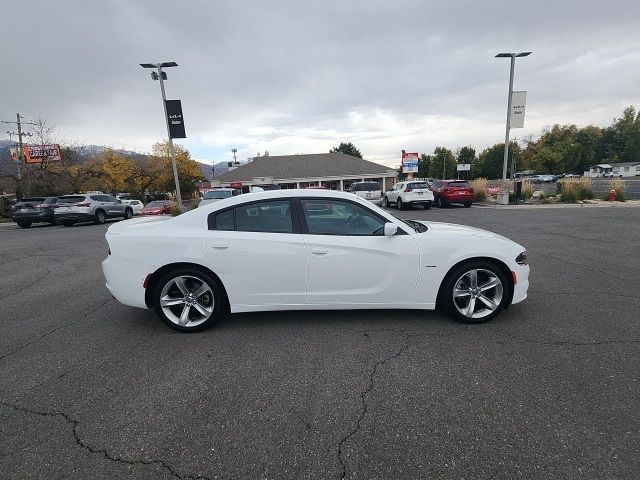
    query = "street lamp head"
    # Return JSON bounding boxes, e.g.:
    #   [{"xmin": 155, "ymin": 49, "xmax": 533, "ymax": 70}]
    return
[
  {"xmin": 495, "ymin": 53, "xmax": 513, "ymax": 58},
  {"xmin": 140, "ymin": 63, "xmax": 157, "ymax": 69},
  {"xmin": 516, "ymin": 51, "xmax": 532, "ymax": 57},
  {"xmin": 160, "ymin": 62, "xmax": 178, "ymax": 68},
  {"xmin": 140, "ymin": 62, "xmax": 178, "ymax": 69},
  {"xmin": 496, "ymin": 52, "xmax": 532, "ymax": 58}
]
